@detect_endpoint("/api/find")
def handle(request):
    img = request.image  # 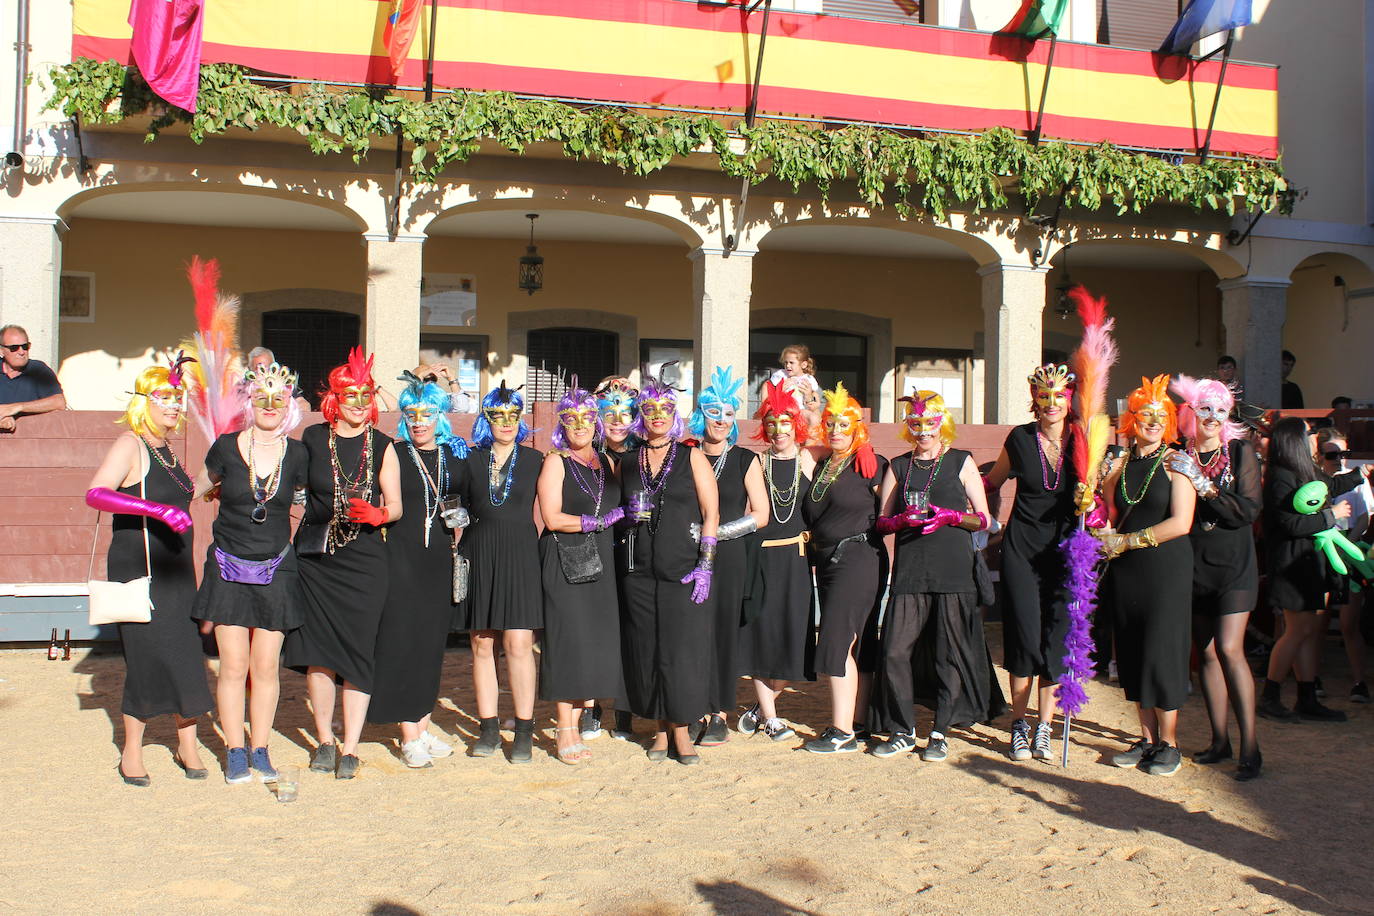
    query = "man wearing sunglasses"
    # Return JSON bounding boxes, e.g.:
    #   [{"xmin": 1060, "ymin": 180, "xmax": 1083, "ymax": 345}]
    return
[{"xmin": 0, "ymin": 324, "xmax": 66, "ymax": 432}]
